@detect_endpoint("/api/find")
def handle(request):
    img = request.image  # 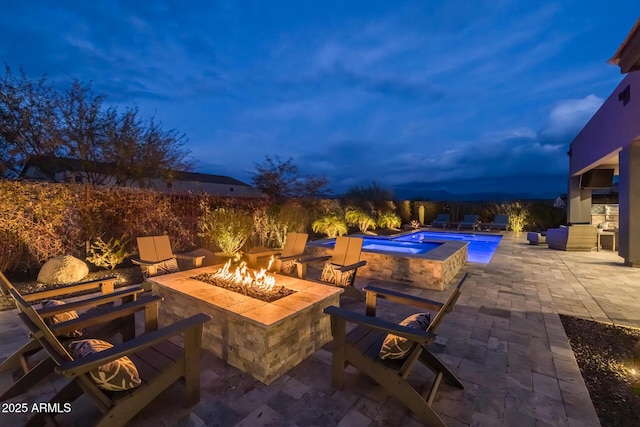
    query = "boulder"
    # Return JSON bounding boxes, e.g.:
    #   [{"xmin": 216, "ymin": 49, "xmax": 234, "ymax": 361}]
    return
[{"xmin": 37, "ymin": 255, "xmax": 89, "ymax": 285}]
